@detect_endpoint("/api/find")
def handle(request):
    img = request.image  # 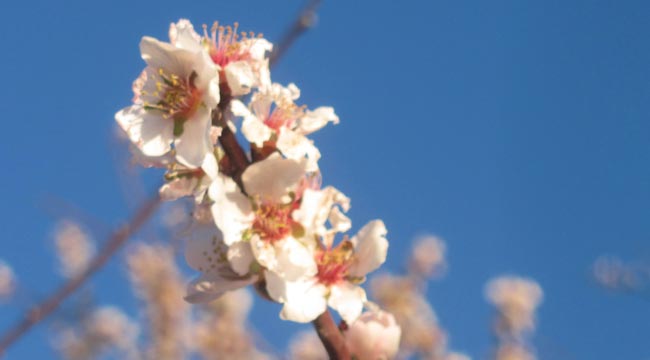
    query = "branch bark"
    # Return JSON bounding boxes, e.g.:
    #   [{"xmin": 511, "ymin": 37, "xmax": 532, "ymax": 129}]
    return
[{"xmin": 313, "ymin": 311, "xmax": 351, "ymax": 360}]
